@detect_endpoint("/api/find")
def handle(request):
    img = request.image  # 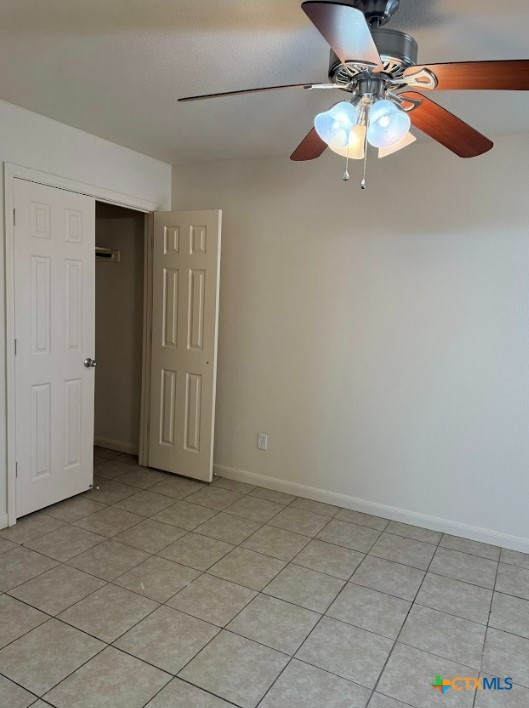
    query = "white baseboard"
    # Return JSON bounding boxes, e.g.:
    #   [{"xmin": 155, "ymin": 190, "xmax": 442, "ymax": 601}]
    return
[
  {"xmin": 0, "ymin": 512, "xmax": 9, "ymax": 530},
  {"xmin": 214, "ymin": 463, "xmax": 529, "ymax": 555},
  {"xmin": 94, "ymin": 437, "xmax": 138, "ymax": 456}
]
